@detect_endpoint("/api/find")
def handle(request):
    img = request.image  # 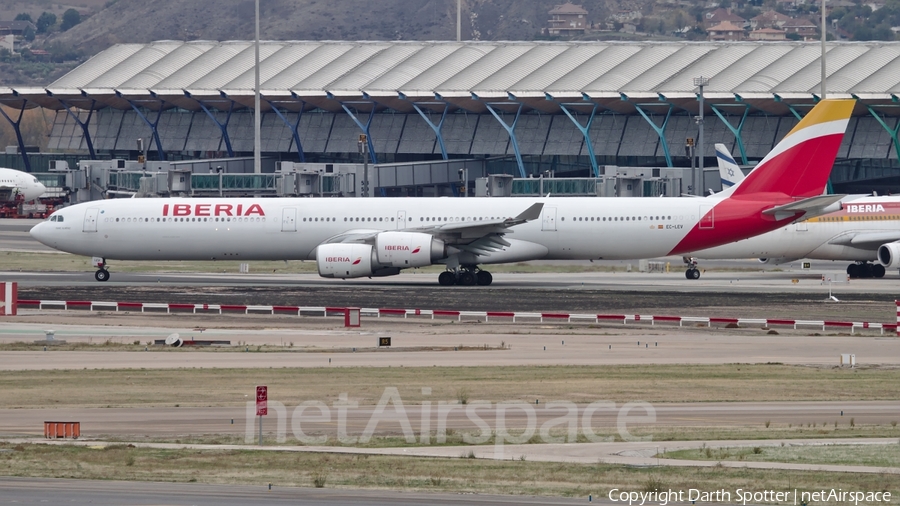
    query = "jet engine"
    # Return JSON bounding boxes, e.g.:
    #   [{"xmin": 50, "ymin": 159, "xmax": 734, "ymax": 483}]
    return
[
  {"xmin": 877, "ymin": 242, "xmax": 900, "ymax": 269},
  {"xmin": 316, "ymin": 232, "xmax": 446, "ymax": 279},
  {"xmin": 375, "ymin": 232, "xmax": 446, "ymax": 268}
]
